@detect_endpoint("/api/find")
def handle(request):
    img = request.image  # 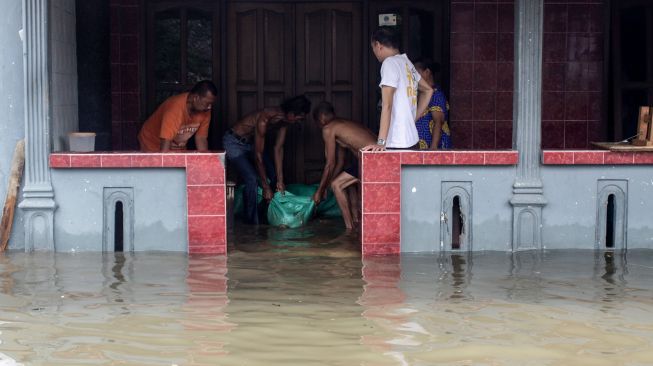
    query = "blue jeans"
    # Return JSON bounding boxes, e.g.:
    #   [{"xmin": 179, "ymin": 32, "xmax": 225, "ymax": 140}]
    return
[{"xmin": 223, "ymin": 132, "xmax": 276, "ymax": 224}]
